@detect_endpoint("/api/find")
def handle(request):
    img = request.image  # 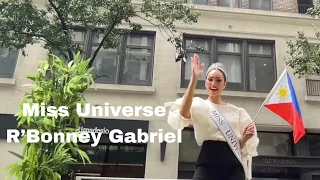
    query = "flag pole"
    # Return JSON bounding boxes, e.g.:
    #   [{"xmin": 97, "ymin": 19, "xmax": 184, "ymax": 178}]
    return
[{"xmin": 252, "ymin": 65, "xmax": 290, "ymax": 122}]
